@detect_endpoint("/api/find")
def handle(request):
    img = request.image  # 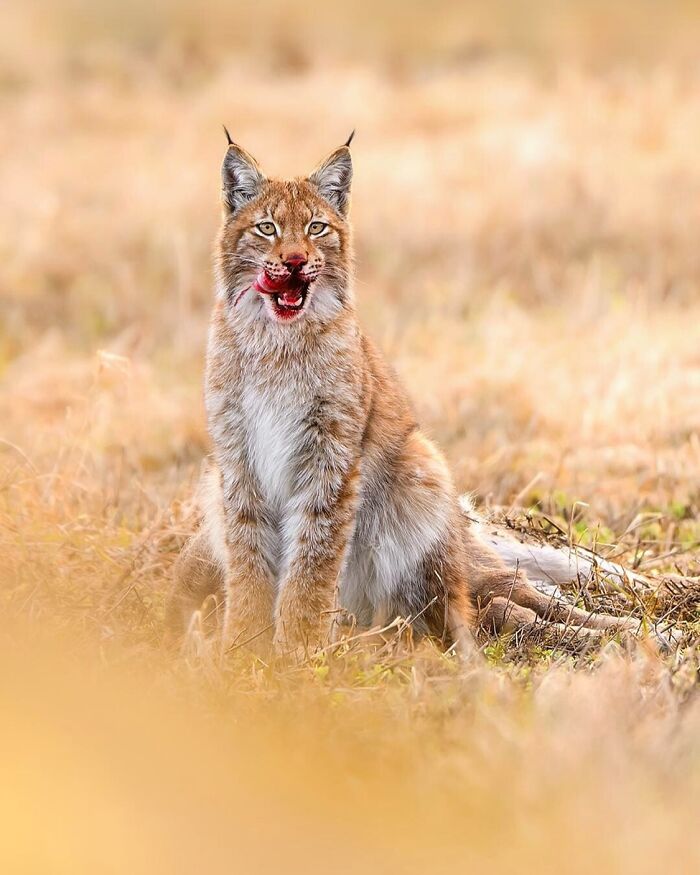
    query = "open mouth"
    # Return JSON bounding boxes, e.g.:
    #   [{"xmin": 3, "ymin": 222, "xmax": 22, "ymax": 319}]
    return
[{"xmin": 253, "ymin": 271, "xmax": 311, "ymax": 321}]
